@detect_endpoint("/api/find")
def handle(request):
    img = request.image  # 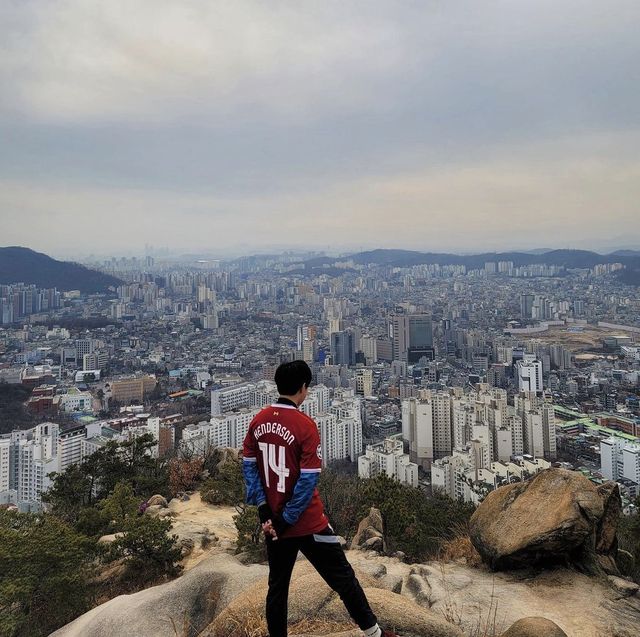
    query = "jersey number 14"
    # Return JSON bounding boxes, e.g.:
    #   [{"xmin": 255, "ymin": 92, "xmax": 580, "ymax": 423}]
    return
[{"xmin": 258, "ymin": 442, "xmax": 290, "ymax": 493}]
